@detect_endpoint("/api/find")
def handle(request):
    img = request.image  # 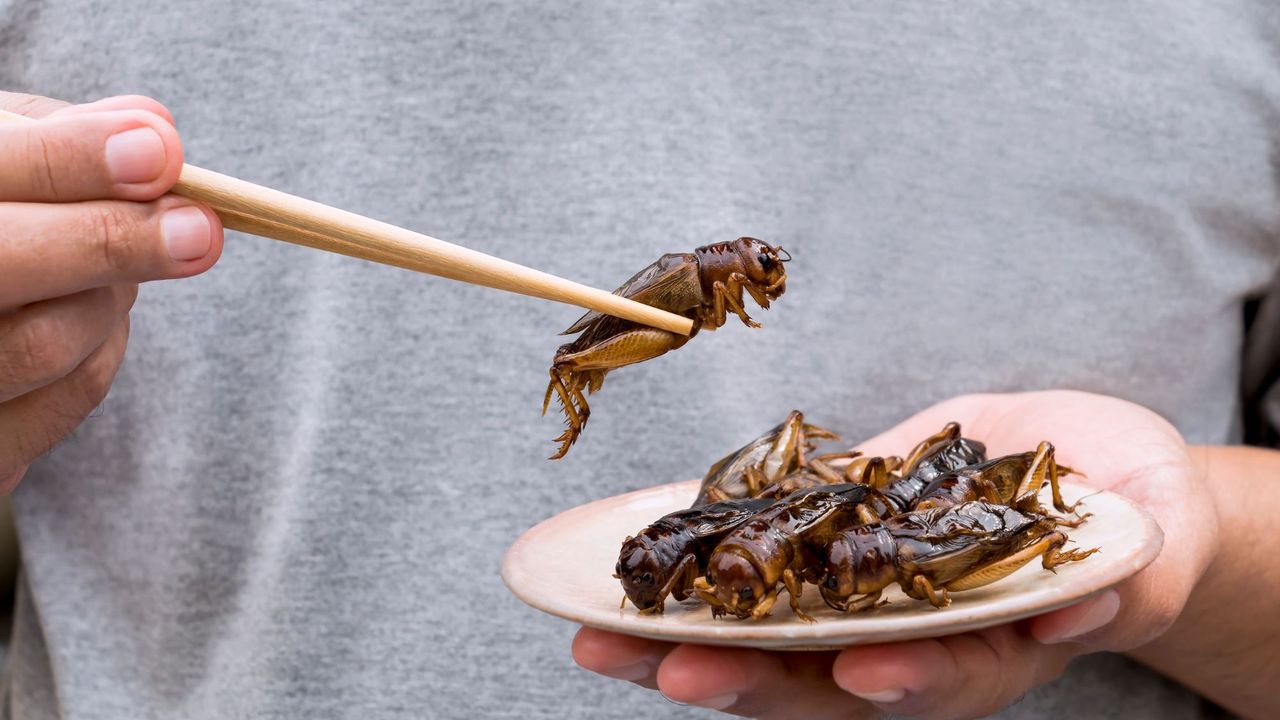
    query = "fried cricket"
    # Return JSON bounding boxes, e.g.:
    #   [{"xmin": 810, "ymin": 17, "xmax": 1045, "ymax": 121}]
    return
[
  {"xmin": 543, "ymin": 238, "xmax": 789, "ymax": 459},
  {"xmin": 693, "ymin": 410, "xmax": 840, "ymax": 505},
  {"xmin": 818, "ymin": 458, "xmax": 1099, "ymax": 612},
  {"xmin": 615, "ymin": 497, "xmax": 777, "ymax": 614}
]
